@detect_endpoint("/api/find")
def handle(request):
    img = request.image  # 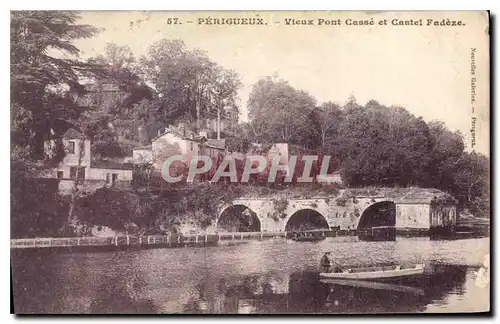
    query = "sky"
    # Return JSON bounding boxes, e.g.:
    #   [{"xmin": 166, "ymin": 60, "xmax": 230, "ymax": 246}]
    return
[{"xmin": 72, "ymin": 11, "xmax": 490, "ymax": 155}]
